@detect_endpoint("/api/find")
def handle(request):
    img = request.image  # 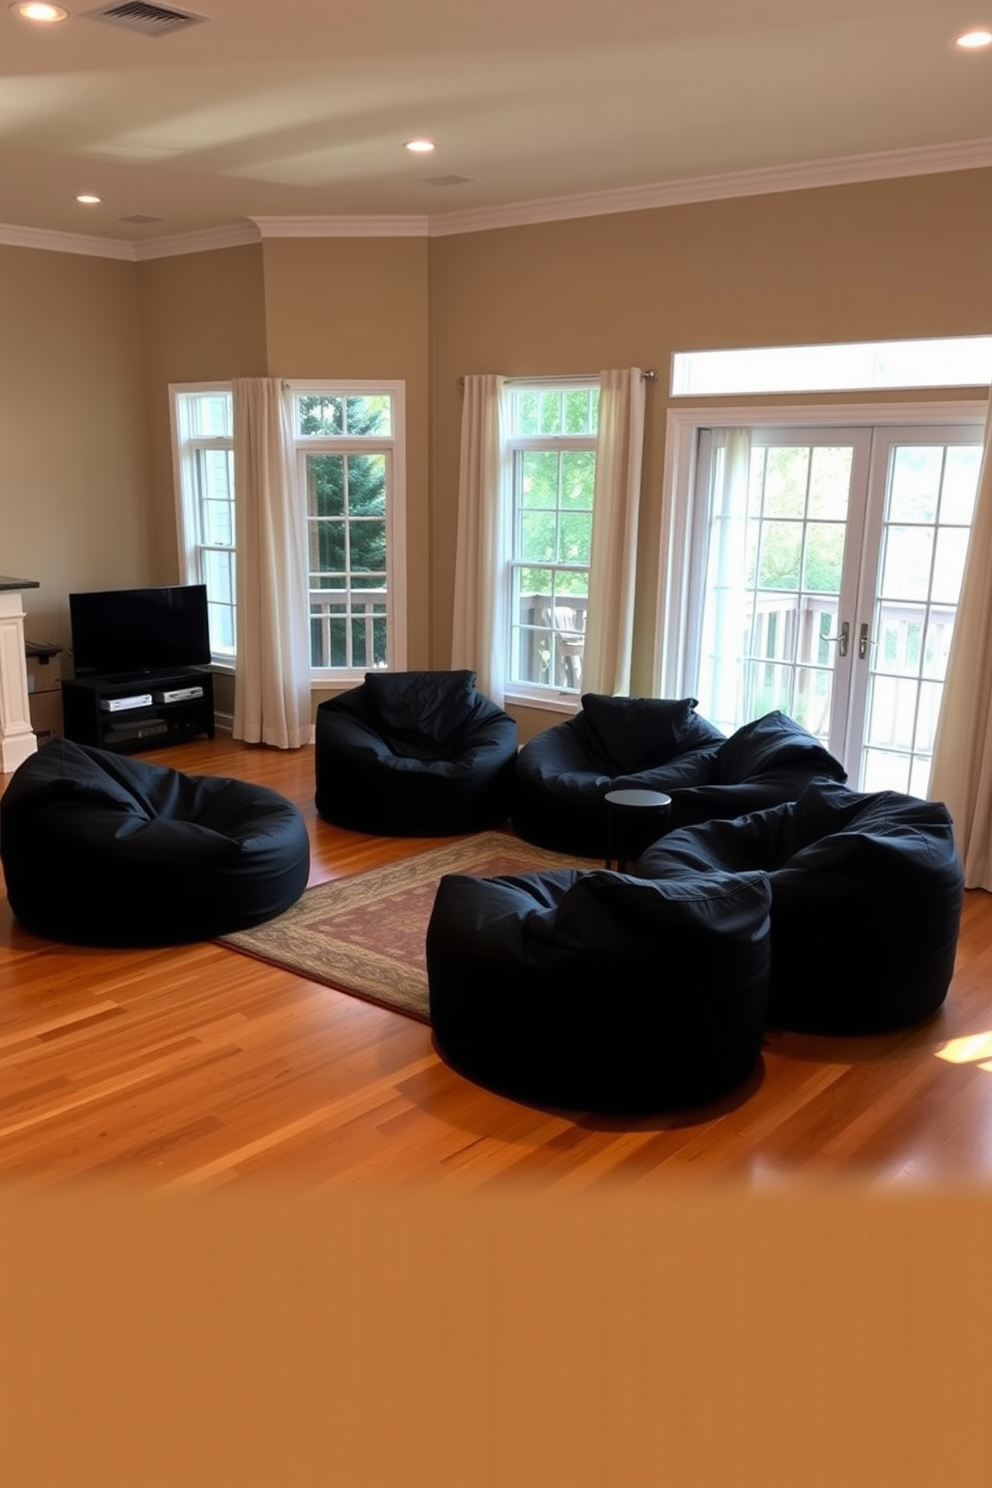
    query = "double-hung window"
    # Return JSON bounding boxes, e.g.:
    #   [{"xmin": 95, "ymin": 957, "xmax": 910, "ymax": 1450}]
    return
[
  {"xmin": 170, "ymin": 380, "xmax": 406, "ymax": 681},
  {"xmin": 288, "ymin": 382, "xmax": 406, "ymax": 683},
  {"xmin": 505, "ymin": 381, "xmax": 599, "ymax": 701},
  {"xmin": 171, "ymin": 387, "xmax": 236, "ymax": 665}
]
